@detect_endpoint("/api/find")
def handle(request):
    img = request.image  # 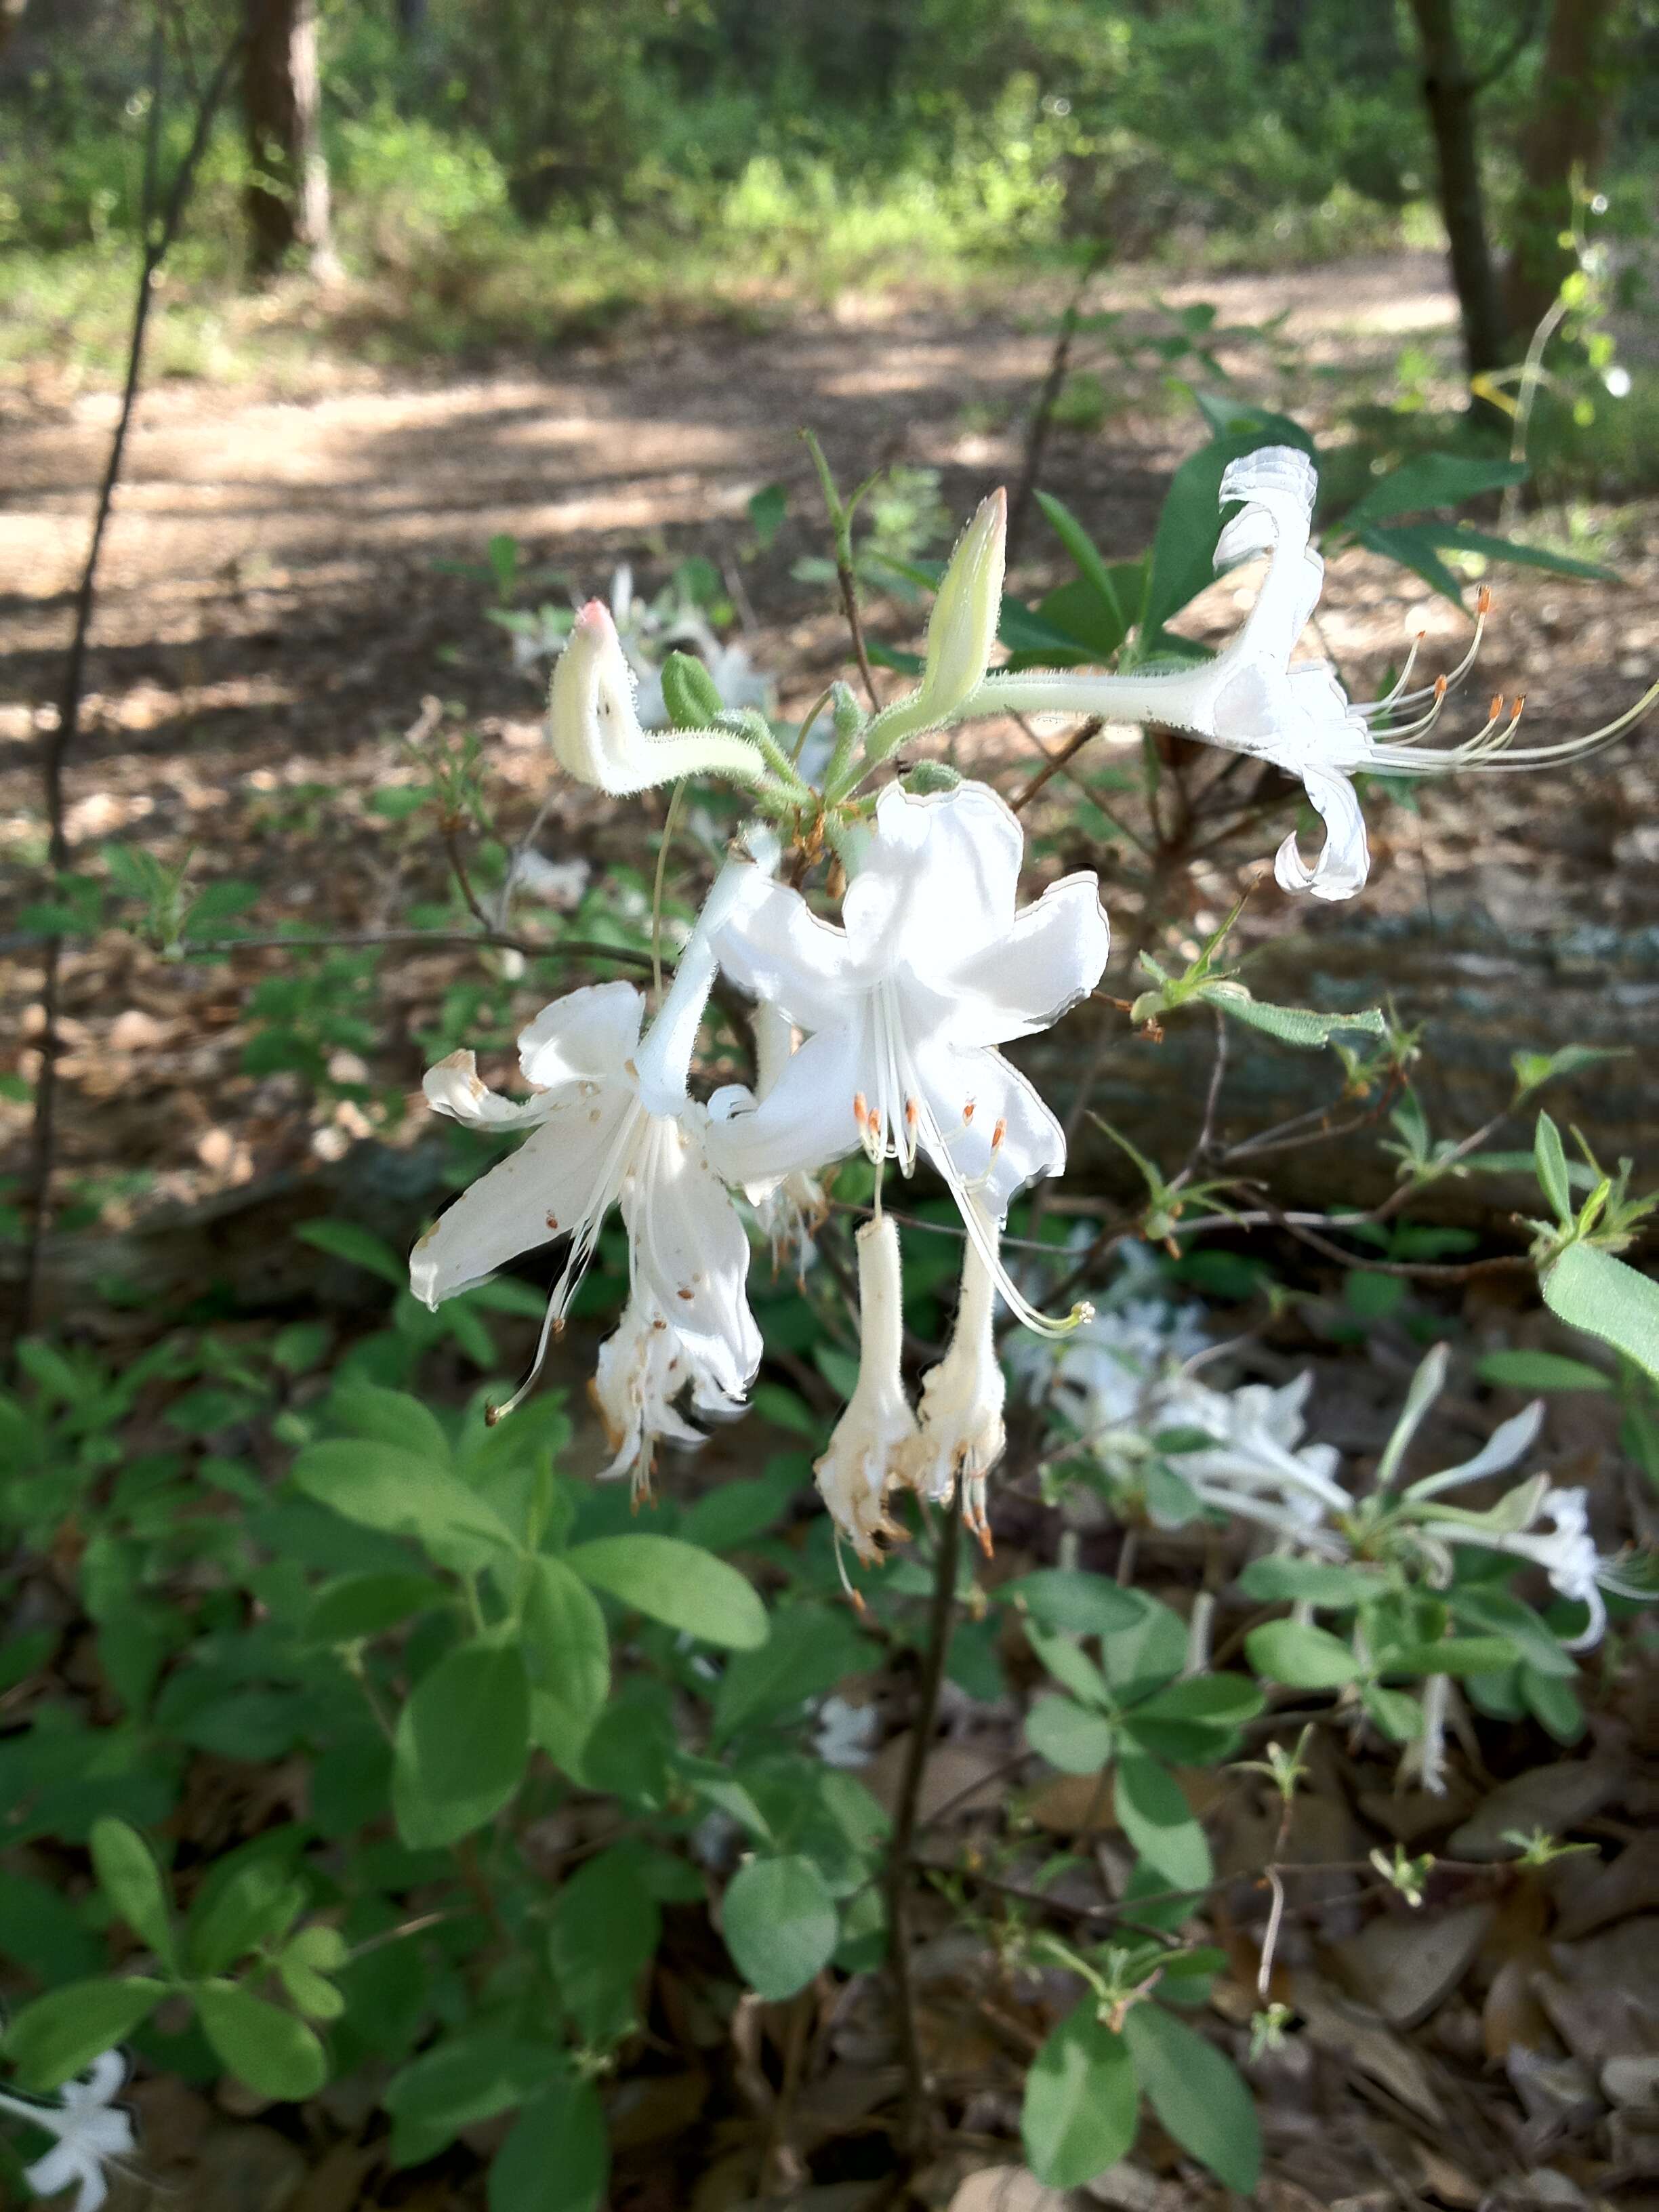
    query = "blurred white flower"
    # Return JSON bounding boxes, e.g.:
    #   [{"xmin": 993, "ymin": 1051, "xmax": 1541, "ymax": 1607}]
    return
[
  {"xmin": 813, "ymin": 1694, "xmax": 880, "ymax": 1769},
  {"xmin": 1605, "ymin": 365, "xmax": 1632, "ymax": 398},
  {"xmin": 0, "ymin": 2050, "xmax": 136, "ymax": 2212}
]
